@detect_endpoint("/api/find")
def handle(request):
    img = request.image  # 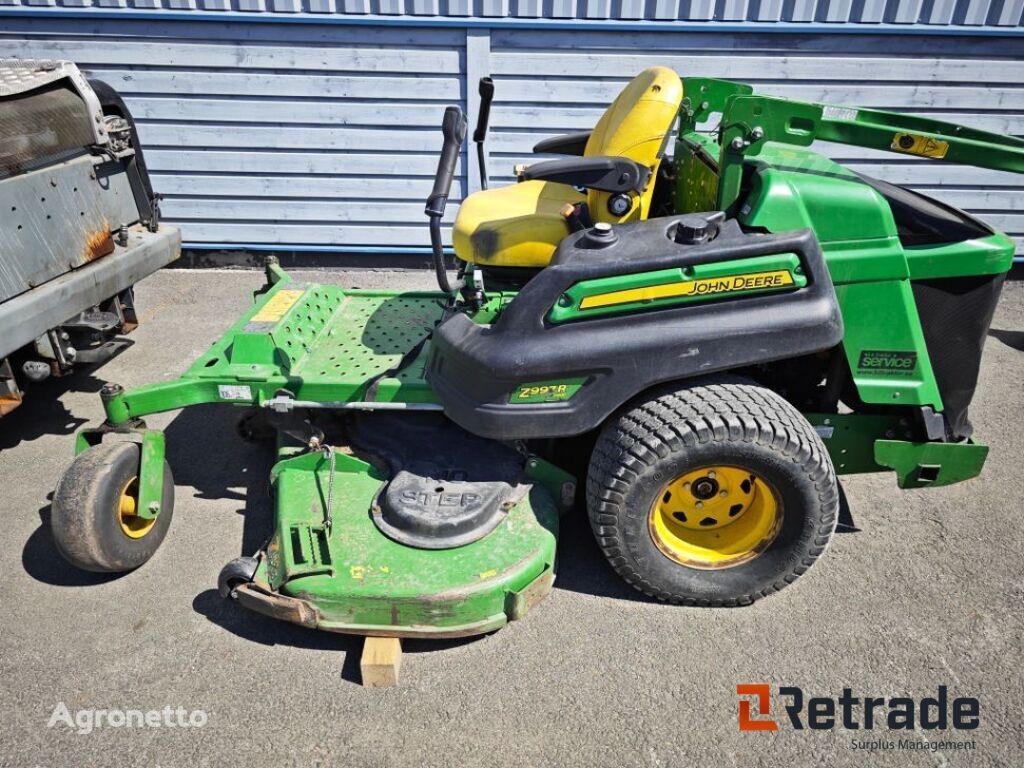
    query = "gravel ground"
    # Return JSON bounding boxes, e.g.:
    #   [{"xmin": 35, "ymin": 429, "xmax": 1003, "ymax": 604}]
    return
[{"xmin": 1, "ymin": 268, "xmax": 1021, "ymax": 768}]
